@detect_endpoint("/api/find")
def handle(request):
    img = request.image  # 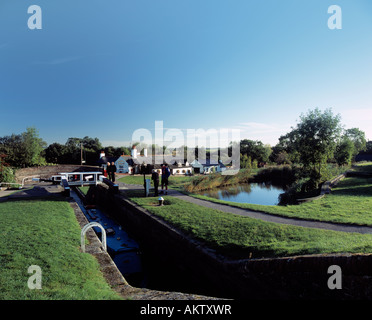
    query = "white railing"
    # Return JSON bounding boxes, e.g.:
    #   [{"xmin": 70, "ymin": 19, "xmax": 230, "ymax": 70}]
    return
[
  {"xmin": 0, "ymin": 175, "xmax": 40, "ymax": 190},
  {"xmin": 22, "ymin": 175, "xmax": 41, "ymax": 187},
  {"xmin": 81, "ymin": 222, "xmax": 107, "ymax": 253}
]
